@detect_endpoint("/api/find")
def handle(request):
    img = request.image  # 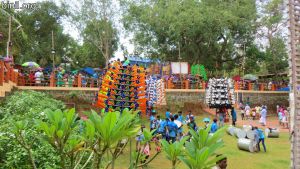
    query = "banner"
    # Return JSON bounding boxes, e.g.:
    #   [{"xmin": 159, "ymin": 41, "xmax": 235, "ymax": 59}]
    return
[{"xmin": 171, "ymin": 62, "xmax": 188, "ymax": 74}]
